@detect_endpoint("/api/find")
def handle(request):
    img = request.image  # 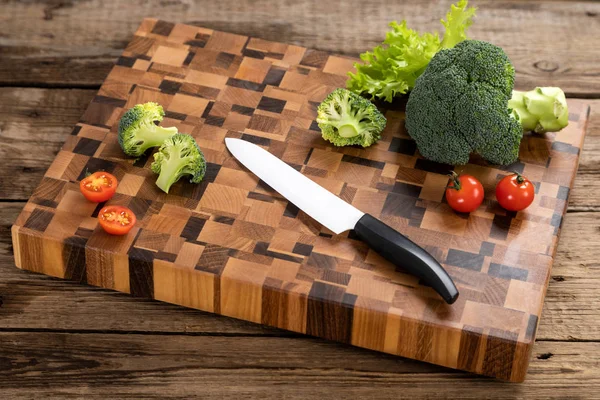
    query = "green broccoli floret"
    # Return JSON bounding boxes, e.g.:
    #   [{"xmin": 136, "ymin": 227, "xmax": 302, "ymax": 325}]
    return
[
  {"xmin": 118, "ymin": 102, "xmax": 178, "ymax": 157},
  {"xmin": 151, "ymin": 134, "xmax": 206, "ymax": 193},
  {"xmin": 316, "ymin": 88, "xmax": 387, "ymax": 147},
  {"xmin": 405, "ymin": 40, "xmax": 569, "ymax": 166}
]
